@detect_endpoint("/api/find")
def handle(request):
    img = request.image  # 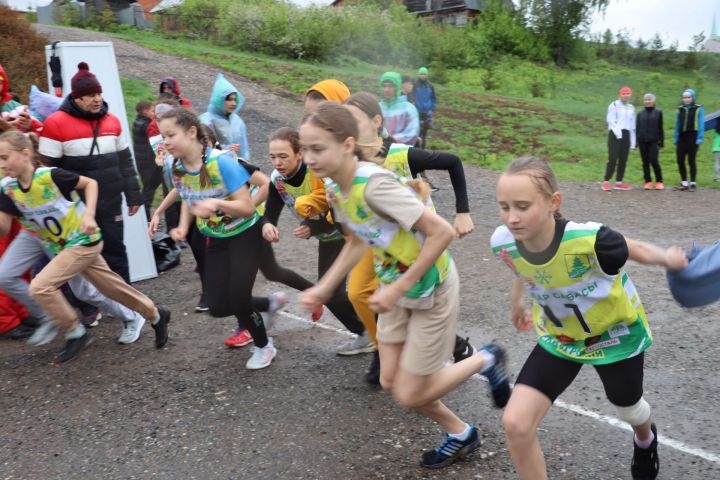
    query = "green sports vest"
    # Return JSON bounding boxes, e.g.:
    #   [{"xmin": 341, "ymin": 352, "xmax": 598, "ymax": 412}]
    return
[
  {"xmin": 325, "ymin": 162, "xmax": 451, "ymax": 299},
  {"xmin": 270, "ymin": 169, "xmax": 342, "ymax": 242},
  {"xmin": 1, "ymin": 167, "xmax": 102, "ymax": 254},
  {"xmin": 491, "ymin": 221, "xmax": 651, "ymax": 365},
  {"xmin": 172, "ymin": 150, "xmax": 259, "ymax": 238}
]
